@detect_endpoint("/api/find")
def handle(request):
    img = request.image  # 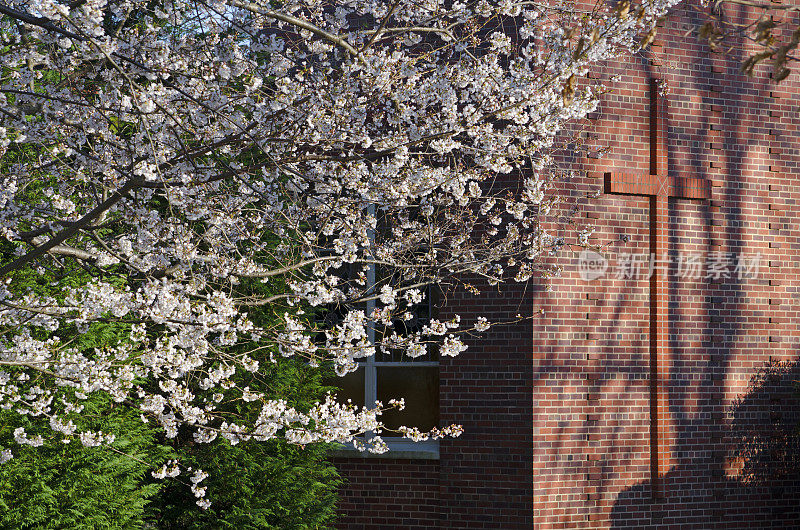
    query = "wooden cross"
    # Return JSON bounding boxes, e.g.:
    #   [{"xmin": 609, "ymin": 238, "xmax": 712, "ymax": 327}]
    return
[{"xmin": 603, "ymin": 79, "xmax": 709, "ymax": 498}]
